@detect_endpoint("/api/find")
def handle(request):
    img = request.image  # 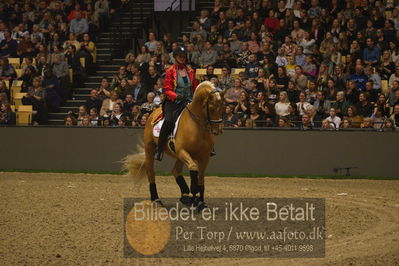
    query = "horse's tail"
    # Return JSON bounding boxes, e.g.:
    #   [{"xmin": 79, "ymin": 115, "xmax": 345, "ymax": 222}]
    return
[{"xmin": 122, "ymin": 142, "xmax": 147, "ymax": 185}]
